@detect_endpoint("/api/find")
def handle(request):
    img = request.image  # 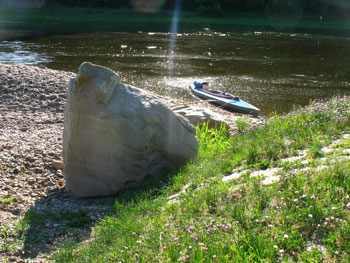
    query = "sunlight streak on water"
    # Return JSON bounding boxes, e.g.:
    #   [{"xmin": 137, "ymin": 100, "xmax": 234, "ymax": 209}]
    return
[{"xmin": 168, "ymin": 0, "xmax": 181, "ymax": 77}]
